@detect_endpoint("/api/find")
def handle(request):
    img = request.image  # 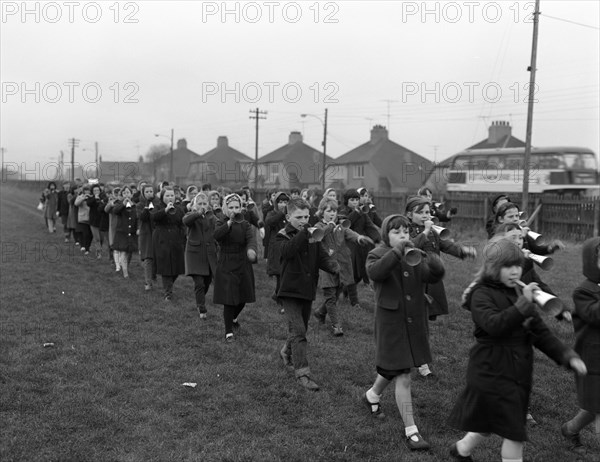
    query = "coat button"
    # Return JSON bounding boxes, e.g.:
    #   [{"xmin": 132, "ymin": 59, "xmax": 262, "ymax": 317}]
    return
[
  {"xmin": 406, "ymin": 295, "xmax": 411, "ymax": 301},
  {"xmin": 407, "ymin": 317, "xmax": 413, "ymax": 323},
  {"xmin": 403, "ymin": 271, "xmax": 409, "ymax": 277}
]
